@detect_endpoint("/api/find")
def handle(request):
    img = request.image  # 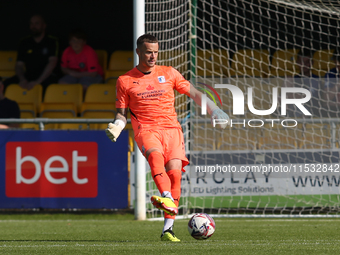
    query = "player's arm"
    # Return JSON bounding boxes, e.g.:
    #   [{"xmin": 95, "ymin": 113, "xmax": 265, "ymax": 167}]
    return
[
  {"xmin": 184, "ymin": 83, "xmax": 229, "ymax": 128},
  {"xmin": 105, "ymin": 108, "xmax": 128, "ymax": 142}
]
